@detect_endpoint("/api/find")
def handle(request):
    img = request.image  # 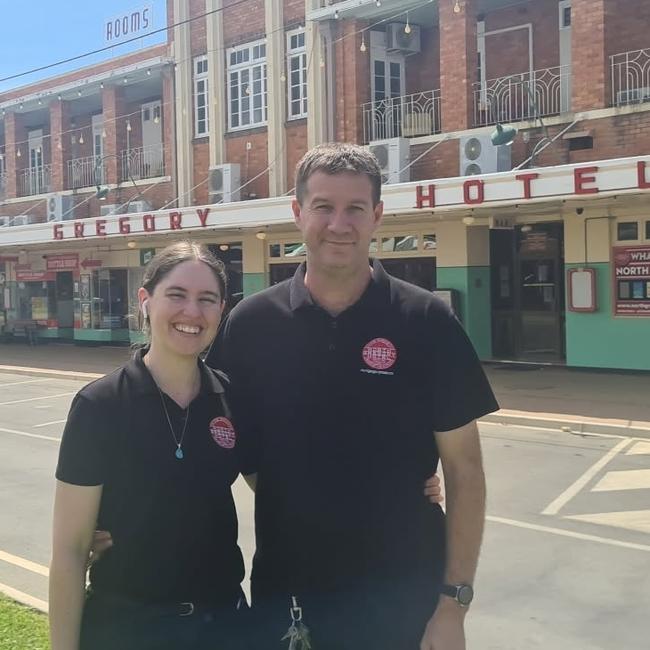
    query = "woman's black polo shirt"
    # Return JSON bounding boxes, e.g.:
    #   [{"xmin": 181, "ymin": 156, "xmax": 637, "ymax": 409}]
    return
[
  {"xmin": 55, "ymin": 349, "xmax": 244, "ymax": 604},
  {"xmin": 207, "ymin": 260, "xmax": 498, "ymax": 600}
]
